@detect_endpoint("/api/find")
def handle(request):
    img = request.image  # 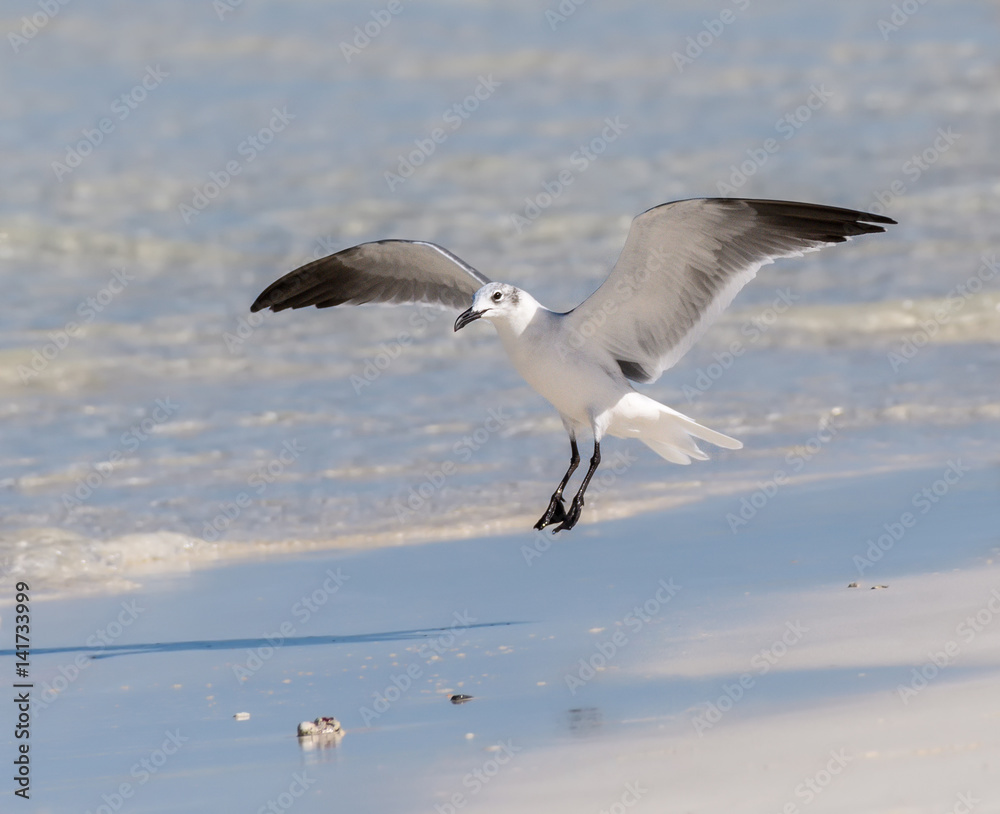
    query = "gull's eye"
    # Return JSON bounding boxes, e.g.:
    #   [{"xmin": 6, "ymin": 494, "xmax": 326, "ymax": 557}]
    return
[{"xmin": 491, "ymin": 290, "xmax": 503, "ymax": 302}]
